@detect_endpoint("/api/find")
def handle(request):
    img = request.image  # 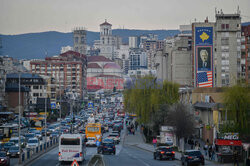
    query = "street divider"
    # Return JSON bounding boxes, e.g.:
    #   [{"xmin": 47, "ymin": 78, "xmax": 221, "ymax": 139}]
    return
[
  {"xmin": 88, "ymin": 154, "xmax": 105, "ymax": 166},
  {"xmin": 19, "ymin": 137, "xmax": 59, "ymax": 165}
]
